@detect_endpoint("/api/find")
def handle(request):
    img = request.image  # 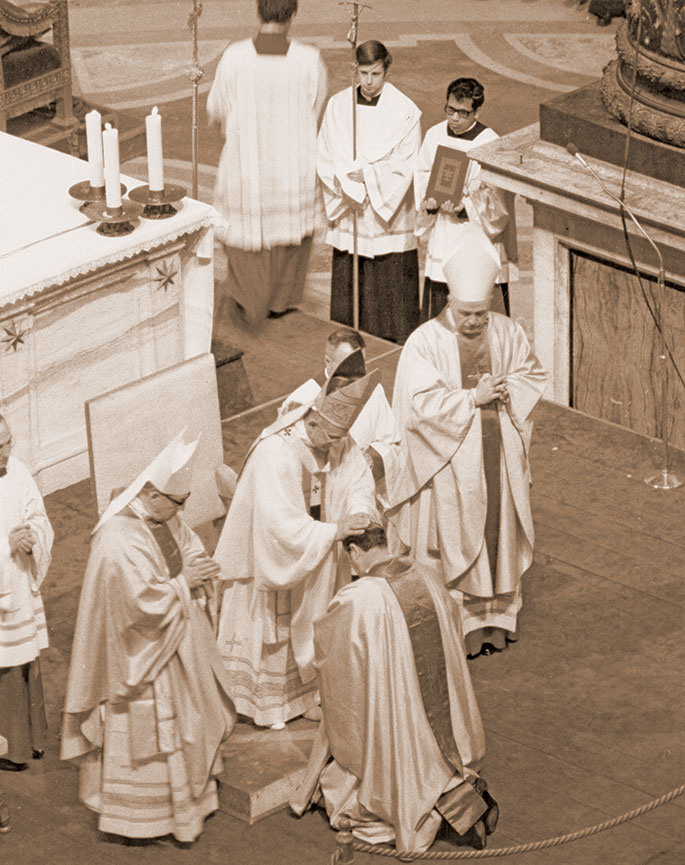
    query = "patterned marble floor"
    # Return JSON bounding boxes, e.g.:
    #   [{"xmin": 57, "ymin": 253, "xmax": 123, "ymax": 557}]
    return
[{"xmin": 65, "ymin": 0, "xmax": 622, "ymax": 326}]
